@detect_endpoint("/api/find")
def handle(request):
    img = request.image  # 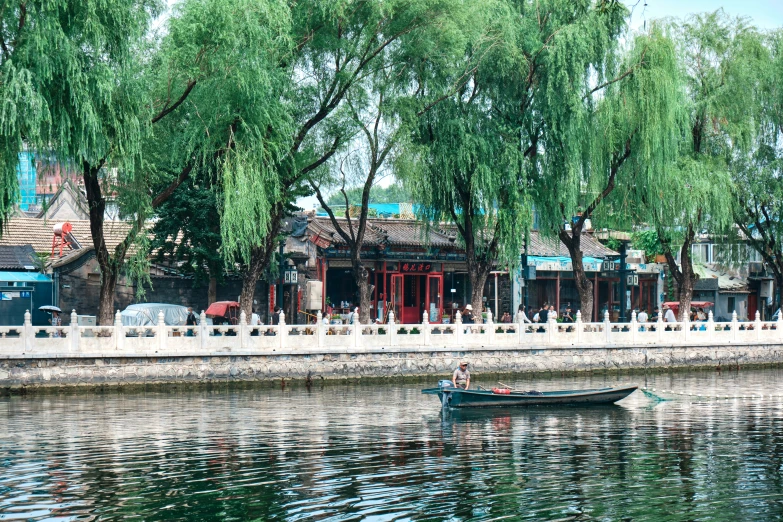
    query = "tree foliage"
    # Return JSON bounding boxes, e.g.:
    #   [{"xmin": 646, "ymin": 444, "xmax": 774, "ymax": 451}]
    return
[
  {"xmin": 732, "ymin": 27, "xmax": 783, "ymax": 310},
  {"xmin": 0, "ymin": 0, "xmax": 159, "ymax": 231}
]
